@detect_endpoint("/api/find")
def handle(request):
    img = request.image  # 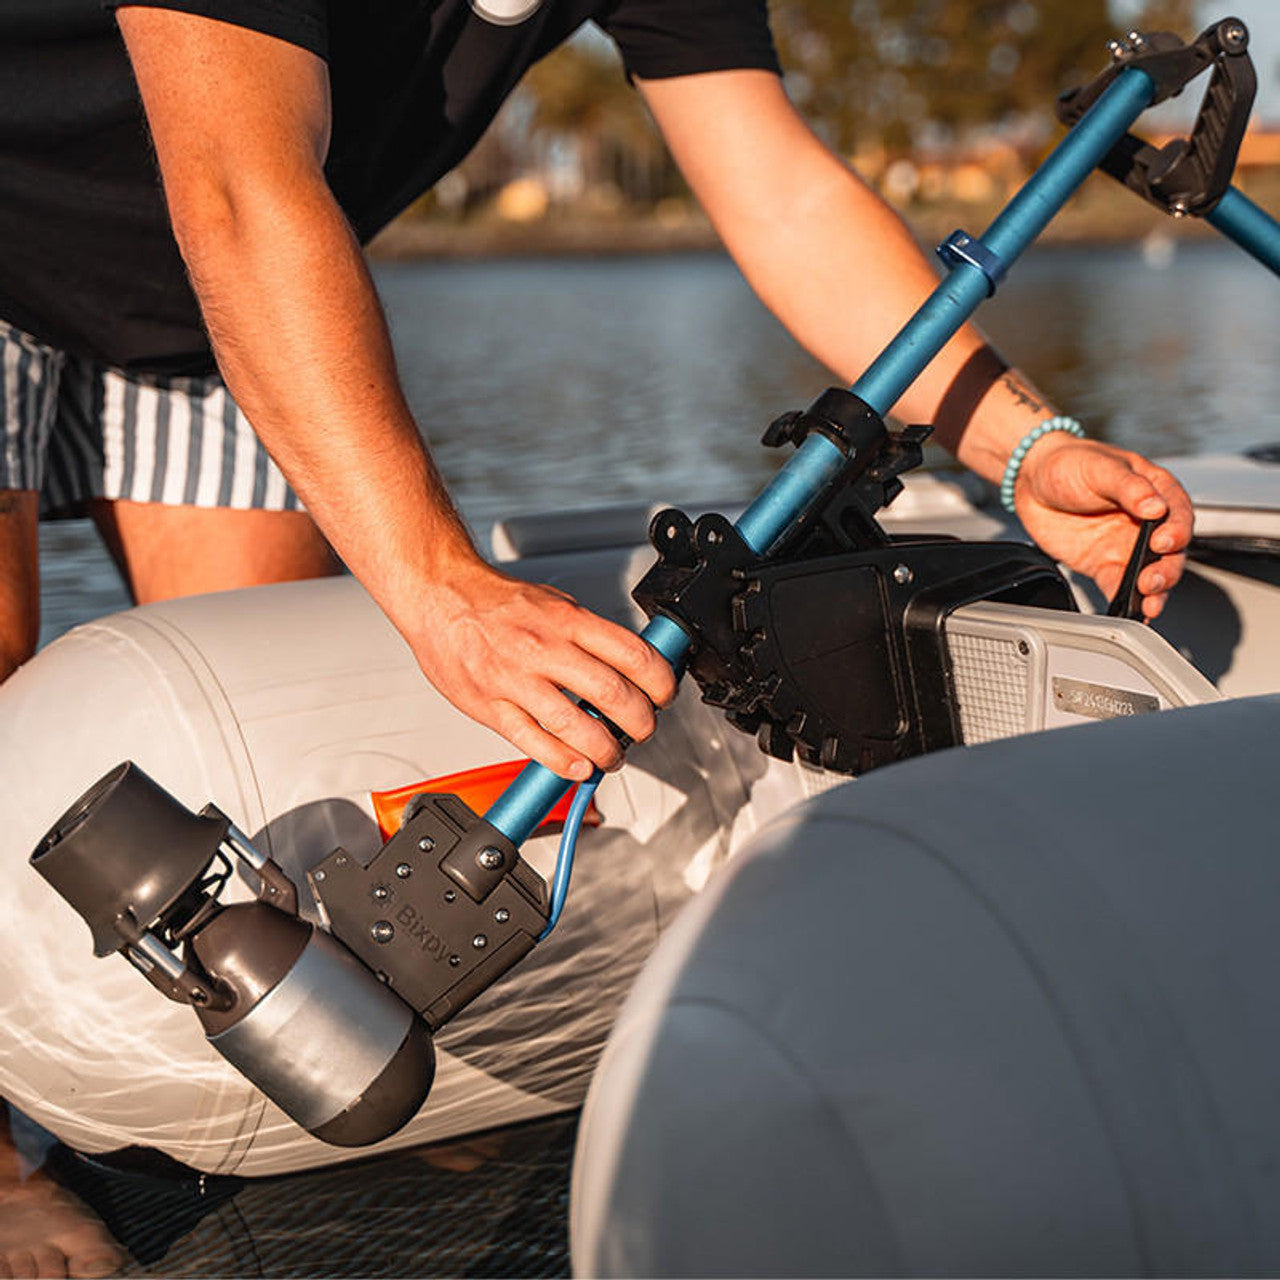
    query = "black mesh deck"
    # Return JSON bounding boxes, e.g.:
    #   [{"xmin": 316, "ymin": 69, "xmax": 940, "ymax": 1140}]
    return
[{"xmin": 47, "ymin": 1113, "xmax": 578, "ymax": 1278}]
